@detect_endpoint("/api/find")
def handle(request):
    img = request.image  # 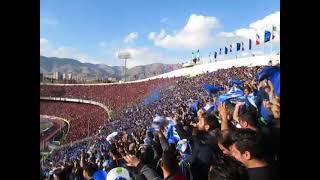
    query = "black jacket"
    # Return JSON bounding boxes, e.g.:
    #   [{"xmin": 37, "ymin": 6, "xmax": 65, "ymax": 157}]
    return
[
  {"xmin": 175, "ymin": 123, "xmax": 220, "ymax": 180},
  {"xmin": 187, "ymin": 131, "xmax": 220, "ymax": 180}
]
